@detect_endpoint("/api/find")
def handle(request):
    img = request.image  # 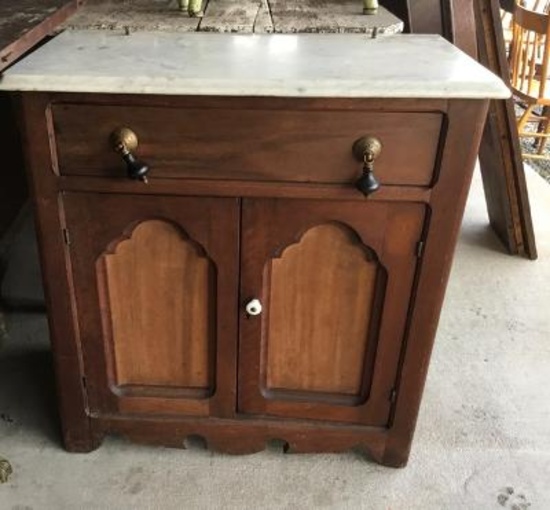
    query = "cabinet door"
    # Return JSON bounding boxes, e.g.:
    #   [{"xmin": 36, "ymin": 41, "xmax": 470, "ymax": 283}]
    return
[
  {"xmin": 239, "ymin": 199, "xmax": 426, "ymax": 426},
  {"xmin": 63, "ymin": 193, "xmax": 239, "ymax": 418}
]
